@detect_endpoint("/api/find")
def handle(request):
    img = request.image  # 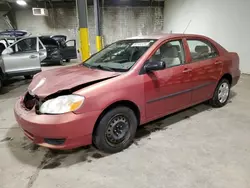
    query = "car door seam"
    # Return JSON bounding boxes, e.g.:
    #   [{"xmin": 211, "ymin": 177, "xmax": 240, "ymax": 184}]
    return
[{"xmin": 147, "ymin": 82, "xmax": 216, "ymax": 104}]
